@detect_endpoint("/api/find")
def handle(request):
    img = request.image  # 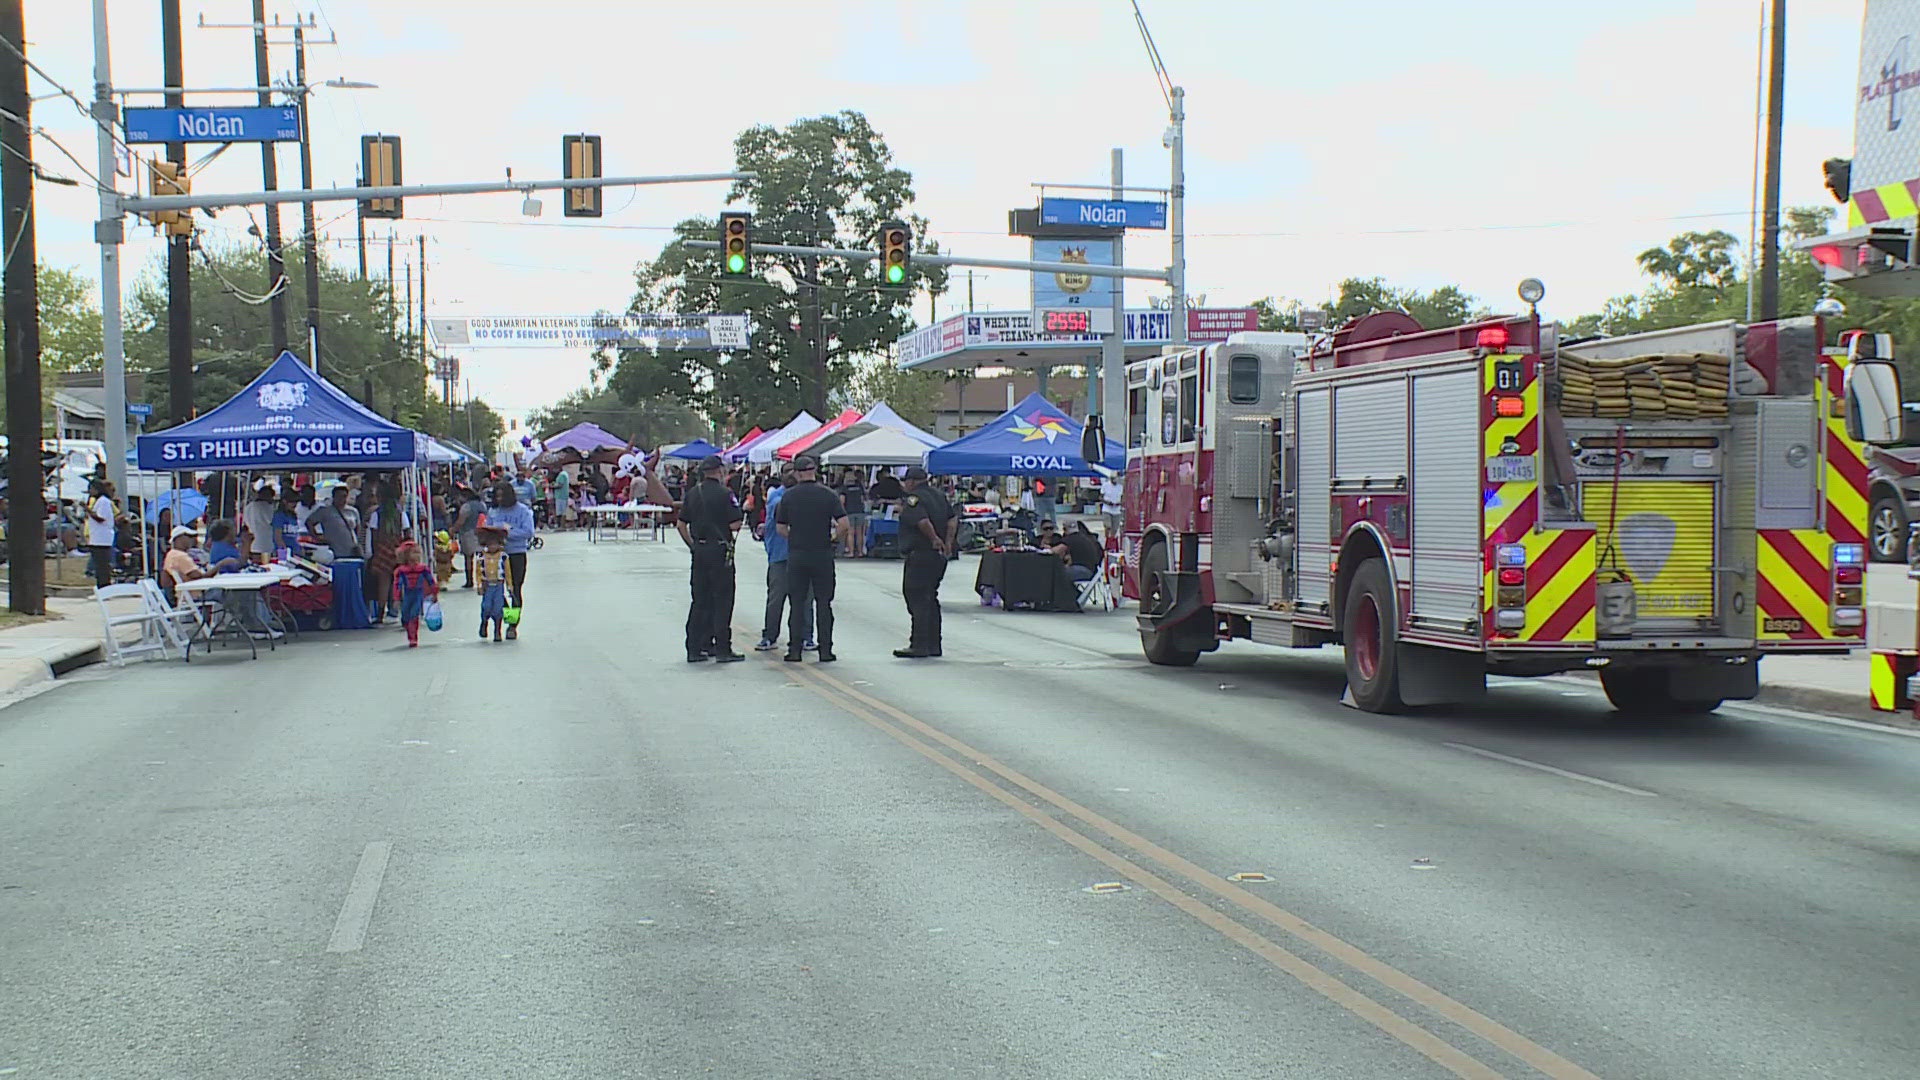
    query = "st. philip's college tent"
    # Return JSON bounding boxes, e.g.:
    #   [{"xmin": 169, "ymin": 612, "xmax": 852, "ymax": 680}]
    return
[
  {"xmin": 137, "ymin": 351, "xmax": 419, "ymax": 472},
  {"xmin": 924, "ymin": 393, "xmax": 1125, "ymax": 477}
]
